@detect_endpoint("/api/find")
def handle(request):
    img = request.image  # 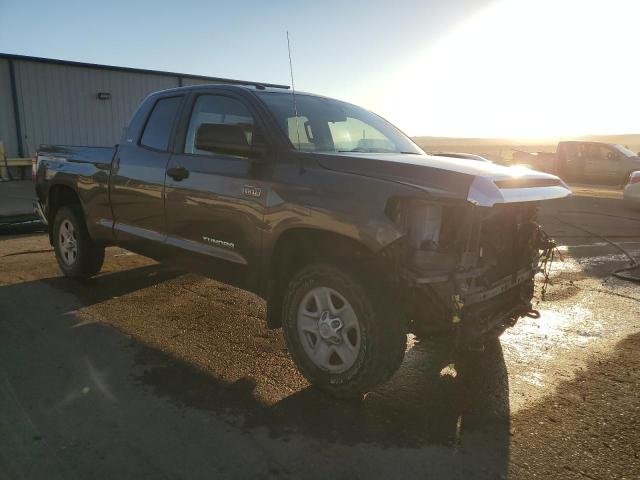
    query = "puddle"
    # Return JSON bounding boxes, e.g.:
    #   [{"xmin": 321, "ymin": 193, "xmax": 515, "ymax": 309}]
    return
[{"xmin": 500, "ymin": 303, "xmax": 603, "ymax": 409}]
